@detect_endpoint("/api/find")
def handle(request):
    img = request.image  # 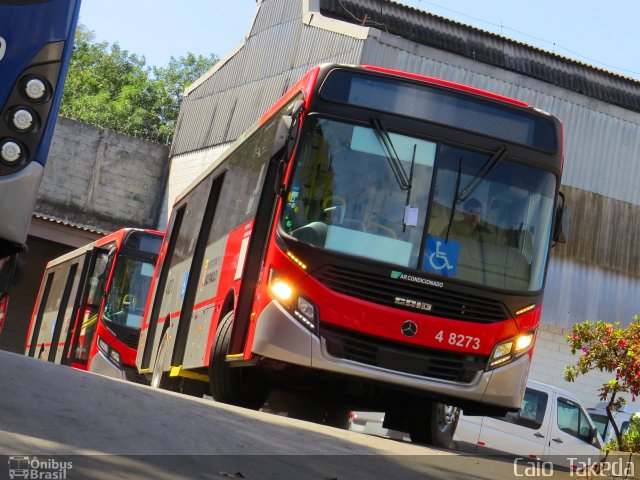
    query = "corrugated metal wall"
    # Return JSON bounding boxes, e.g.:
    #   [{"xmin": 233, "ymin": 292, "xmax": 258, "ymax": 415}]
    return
[
  {"xmin": 544, "ymin": 257, "xmax": 640, "ymax": 329},
  {"xmin": 170, "ymin": 0, "xmax": 364, "ymax": 157}
]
